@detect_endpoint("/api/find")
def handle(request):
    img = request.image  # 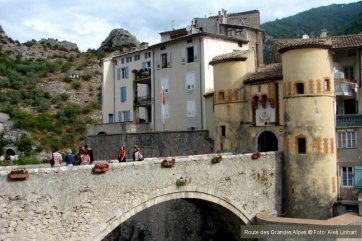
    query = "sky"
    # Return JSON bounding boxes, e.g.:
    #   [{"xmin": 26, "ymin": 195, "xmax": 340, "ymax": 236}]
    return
[{"xmin": 0, "ymin": 0, "xmax": 358, "ymax": 51}]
